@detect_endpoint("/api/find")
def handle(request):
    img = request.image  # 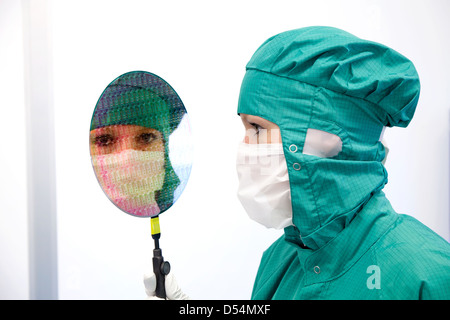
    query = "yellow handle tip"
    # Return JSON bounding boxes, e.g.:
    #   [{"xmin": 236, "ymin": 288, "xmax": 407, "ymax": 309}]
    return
[{"xmin": 151, "ymin": 216, "xmax": 160, "ymax": 235}]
